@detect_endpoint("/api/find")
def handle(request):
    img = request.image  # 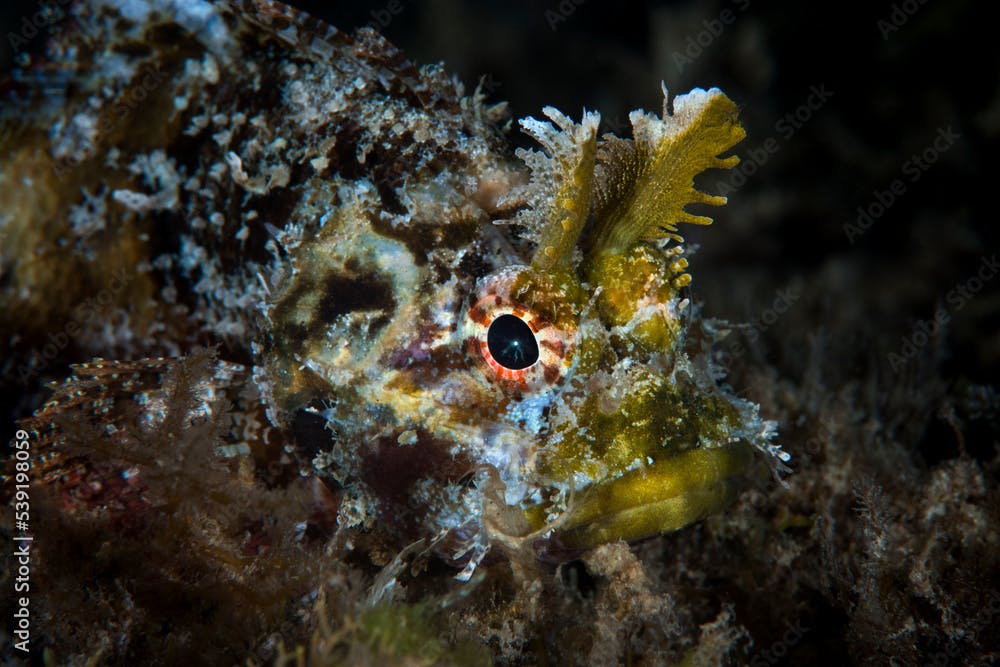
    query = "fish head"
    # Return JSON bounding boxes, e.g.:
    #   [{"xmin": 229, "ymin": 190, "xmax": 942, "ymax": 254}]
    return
[{"xmin": 260, "ymin": 87, "xmax": 782, "ymax": 570}]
